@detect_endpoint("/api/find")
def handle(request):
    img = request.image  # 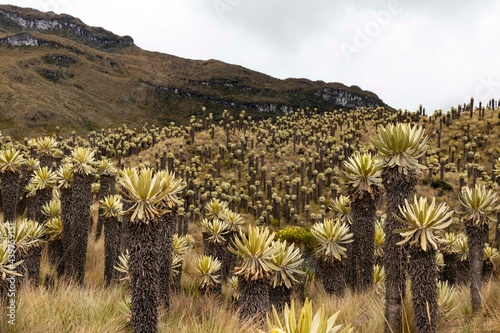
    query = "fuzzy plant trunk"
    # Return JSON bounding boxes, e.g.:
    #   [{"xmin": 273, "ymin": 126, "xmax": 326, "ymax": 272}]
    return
[
  {"xmin": 302, "ymin": 248, "xmax": 317, "ymax": 277},
  {"xmin": 171, "ymin": 270, "xmax": 182, "ymax": 293},
  {"xmin": 442, "ymin": 253, "xmax": 457, "ymax": 285},
  {"xmin": 349, "ymin": 194, "xmax": 378, "ymax": 291},
  {"xmin": 269, "ymin": 285, "xmax": 292, "ymax": 311},
  {"xmin": 60, "ymin": 186, "xmax": 72, "ymax": 278},
  {"xmin": 23, "ymin": 246, "xmax": 43, "ymax": 286},
  {"xmin": 158, "ymin": 213, "xmax": 175, "ymax": 310},
  {"xmin": 0, "ymin": 278, "xmax": 9, "ymax": 305},
  {"xmin": 344, "ymin": 241, "xmax": 355, "ymax": 291},
  {"xmin": 70, "ymin": 172, "xmax": 94, "ymax": 285},
  {"xmin": 129, "ymin": 219, "xmax": 161, "ymax": 333},
  {"xmin": 209, "ymin": 243, "xmax": 230, "ymax": 281},
  {"xmin": 238, "ymin": 276, "xmax": 271, "ymax": 322},
  {"xmin": 466, "ymin": 223, "xmax": 488, "ymax": 313},
  {"xmin": 225, "ymin": 231, "xmax": 238, "ymax": 281},
  {"xmin": 383, "ymin": 168, "xmax": 417, "ymax": 333},
  {"xmin": 408, "ymin": 247, "xmax": 438, "ymax": 333},
  {"xmin": 204, "ymin": 240, "xmax": 229, "ymax": 281},
  {"xmin": 456, "ymin": 259, "xmax": 470, "ymax": 286},
  {"xmin": 120, "ymin": 201, "xmax": 132, "ymax": 253},
  {"xmin": 95, "ymin": 175, "xmax": 116, "ymax": 241},
  {"xmin": 1, "ymin": 170, "xmax": 20, "ymax": 222},
  {"xmin": 16, "ymin": 166, "xmax": 29, "ymax": 216},
  {"xmin": 39, "ymin": 155, "xmax": 55, "ymax": 169},
  {"xmin": 182, "ymin": 214, "xmax": 189, "ymax": 235},
  {"xmin": 496, "ymin": 213, "xmax": 500, "ymax": 249},
  {"xmin": 202, "ymin": 232, "xmax": 209, "ymax": 255},
  {"xmin": 177, "ymin": 215, "xmax": 183, "ymax": 235},
  {"xmin": 483, "ymin": 260, "xmax": 494, "ymax": 280},
  {"xmin": 48, "ymin": 238, "xmax": 65, "ymax": 277},
  {"xmin": 316, "ymin": 257, "xmax": 346, "ymax": 297},
  {"xmin": 104, "ymin": 216, "xmax": 122, "ymax": 286},
  {"xmin": 34, "ymin": 188, "xmax": 53, "ymax": 224},
  {"xmin": 26, "ymin": 195, "xmax": 36, "ymax": 221}
]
